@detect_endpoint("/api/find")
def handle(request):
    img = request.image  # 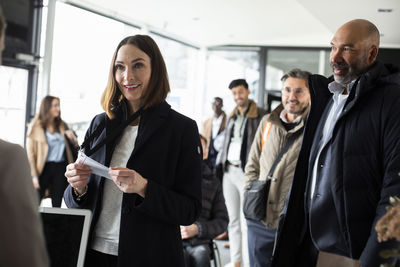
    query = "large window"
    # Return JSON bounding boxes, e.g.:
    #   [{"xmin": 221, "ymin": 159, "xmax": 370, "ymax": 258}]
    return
[
  {"xmin": 265, "ymin": 49, "xmax": 330, "ymax": 90},
  {"xmin": 150, "ymin": 34, "xmax": 200, "ymax": 122},
  {"xmin": 203, "ymin": 49, "xmax": 260, "ymax": 125},
  {"xmin": 43, "ymin": 3, "xmax": 203, "ymax": 140},
  {"xmin": 46, "ymin": 2, "xmax": 140, "ymax": 142},
  {"xmin": 0, "ymin": 66, "xmax": 29, "ymax": 145},
  {"xmin": 34, "ymin": 2, "xmax": 342, "ymax": 143},
  {"xmin": 264, "ymin": 48, "xmax": 330, "ymax": 111},
  {"xmin": 0, "ymin": 0, "xmax": 42, "ymax": 146}
]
